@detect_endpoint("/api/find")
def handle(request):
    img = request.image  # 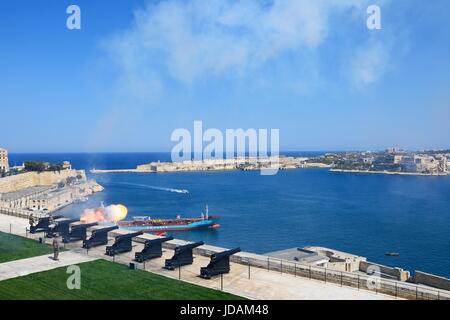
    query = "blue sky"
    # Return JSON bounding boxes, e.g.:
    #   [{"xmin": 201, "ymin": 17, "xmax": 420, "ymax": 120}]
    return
[{"xmin": 1, "ymin": 0, "xmax": 449, "ymax": 152}]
